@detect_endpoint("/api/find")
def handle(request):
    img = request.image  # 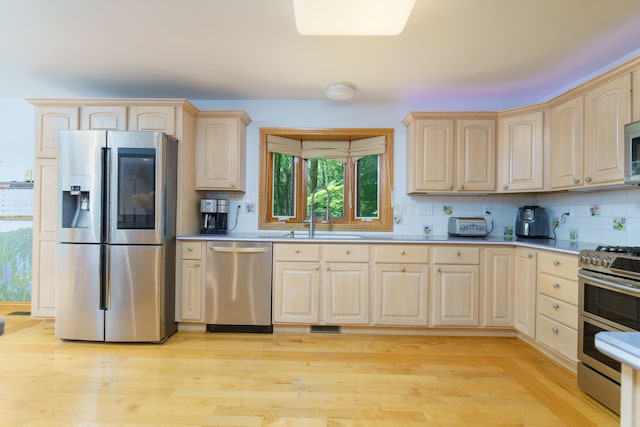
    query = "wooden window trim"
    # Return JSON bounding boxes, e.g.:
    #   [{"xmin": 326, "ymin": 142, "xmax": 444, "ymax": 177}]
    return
[{"xmin": 259, "ymin": 127, "xmax": 394, "ymax": 232}]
